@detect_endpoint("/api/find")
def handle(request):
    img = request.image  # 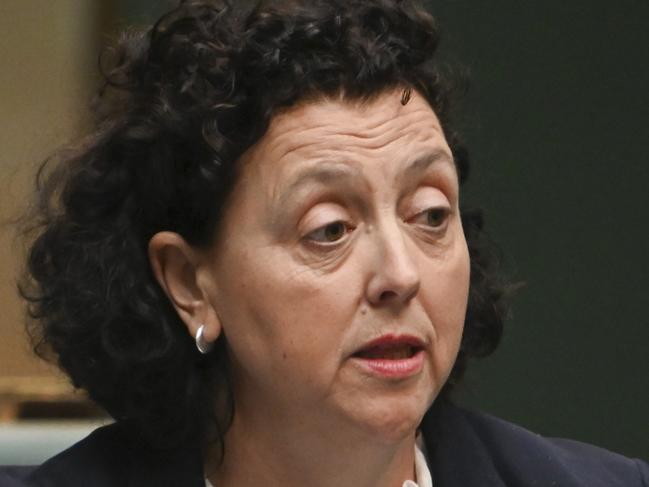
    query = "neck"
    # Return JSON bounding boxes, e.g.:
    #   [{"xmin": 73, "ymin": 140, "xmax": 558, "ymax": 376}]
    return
[{"xmin": 206, "ymin": 410, "xmax": 417, "ymax": 487}]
